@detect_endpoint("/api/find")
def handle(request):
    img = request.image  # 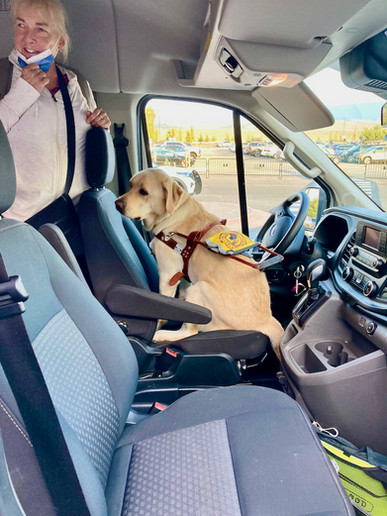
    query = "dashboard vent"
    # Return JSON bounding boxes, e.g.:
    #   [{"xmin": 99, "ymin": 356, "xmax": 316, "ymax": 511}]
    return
[{"xmin": 341, "ymin": 232, "xmax": 356, "ymax": 267}]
